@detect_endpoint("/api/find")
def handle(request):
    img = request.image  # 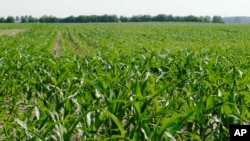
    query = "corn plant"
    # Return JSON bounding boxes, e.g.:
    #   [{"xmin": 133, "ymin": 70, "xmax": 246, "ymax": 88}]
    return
[{"xmin": 0, "ymin": 23, "xmax": 250, "ymax": 140}]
